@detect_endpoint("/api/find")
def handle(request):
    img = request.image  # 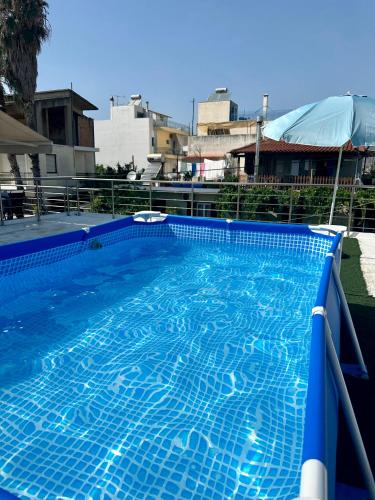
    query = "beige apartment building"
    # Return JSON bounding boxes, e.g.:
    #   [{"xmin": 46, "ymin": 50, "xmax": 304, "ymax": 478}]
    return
[{"xmin": 186, "ymin": 88, "xmax": 267, "ymax": 180}]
